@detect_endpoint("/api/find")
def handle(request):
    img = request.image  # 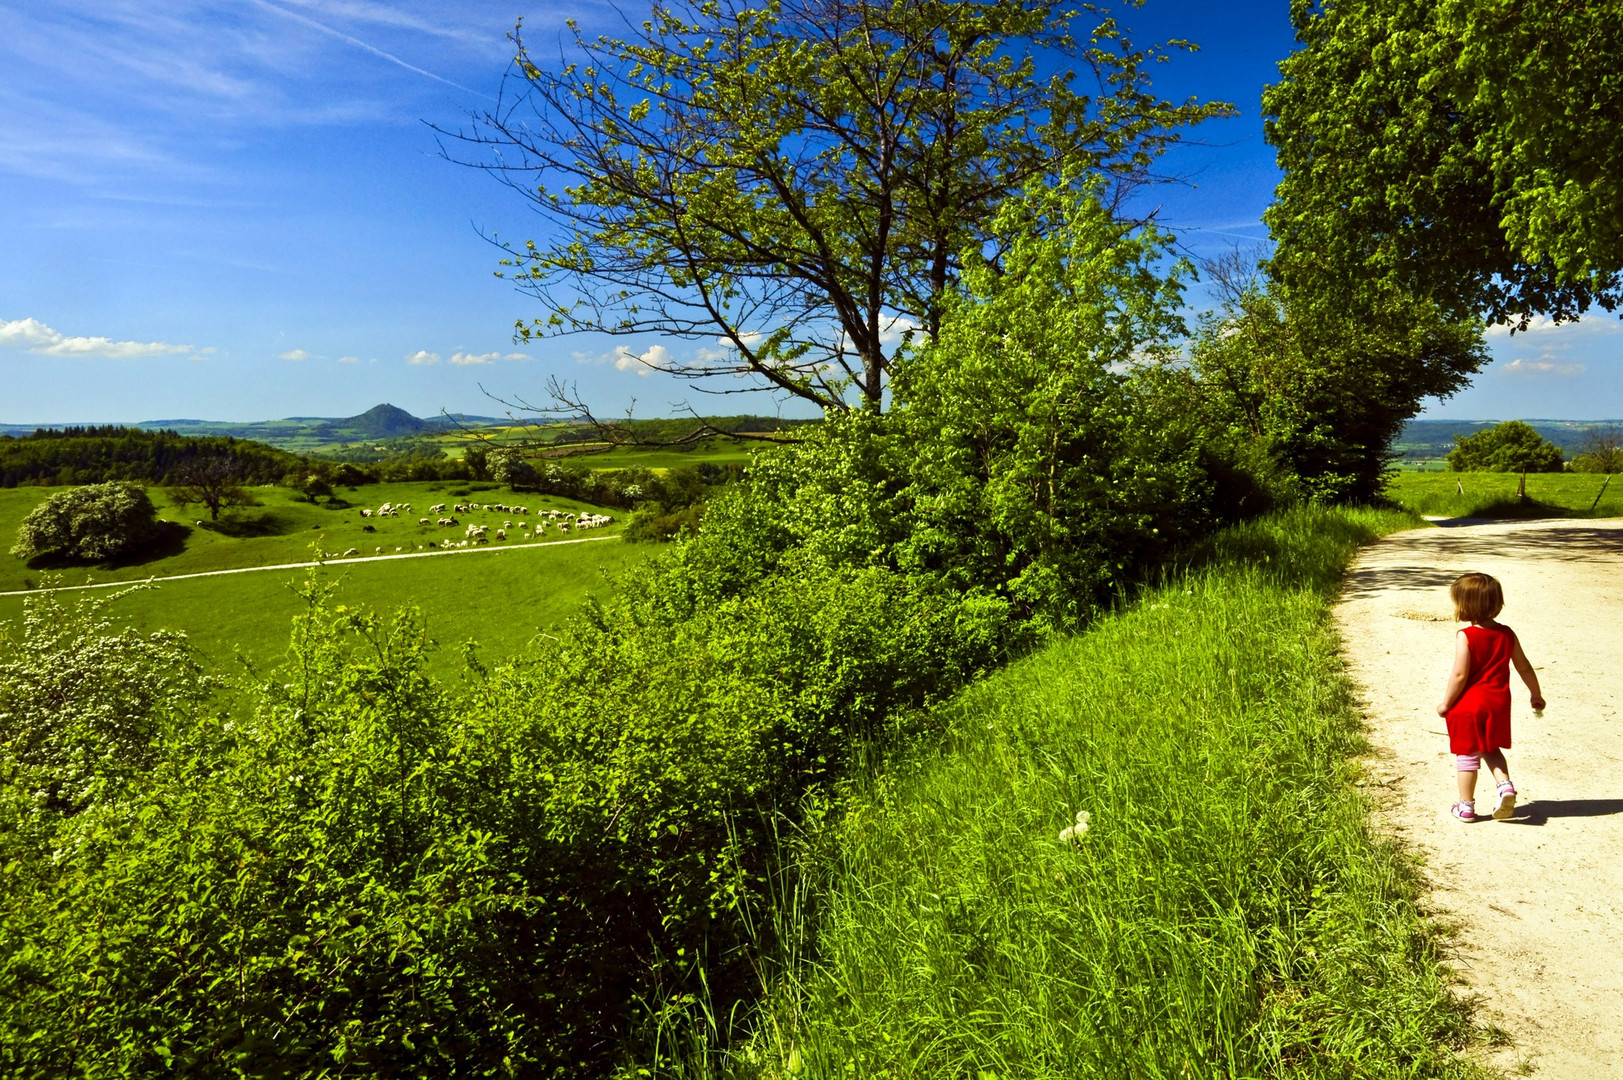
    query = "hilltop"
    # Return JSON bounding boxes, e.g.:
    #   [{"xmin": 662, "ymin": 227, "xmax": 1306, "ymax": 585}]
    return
[{"xmin": 0, "ymin": 404, "xmax": 508, "ymax": 451}]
